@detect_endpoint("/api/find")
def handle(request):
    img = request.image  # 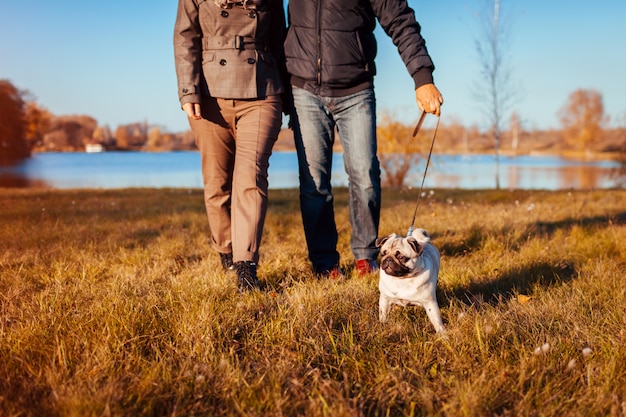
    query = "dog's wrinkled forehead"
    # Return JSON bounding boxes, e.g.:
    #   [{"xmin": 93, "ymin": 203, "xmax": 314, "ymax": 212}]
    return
[{"xmin": 378, "ymin": 233, "xmax": 422, "ymax": 257}]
